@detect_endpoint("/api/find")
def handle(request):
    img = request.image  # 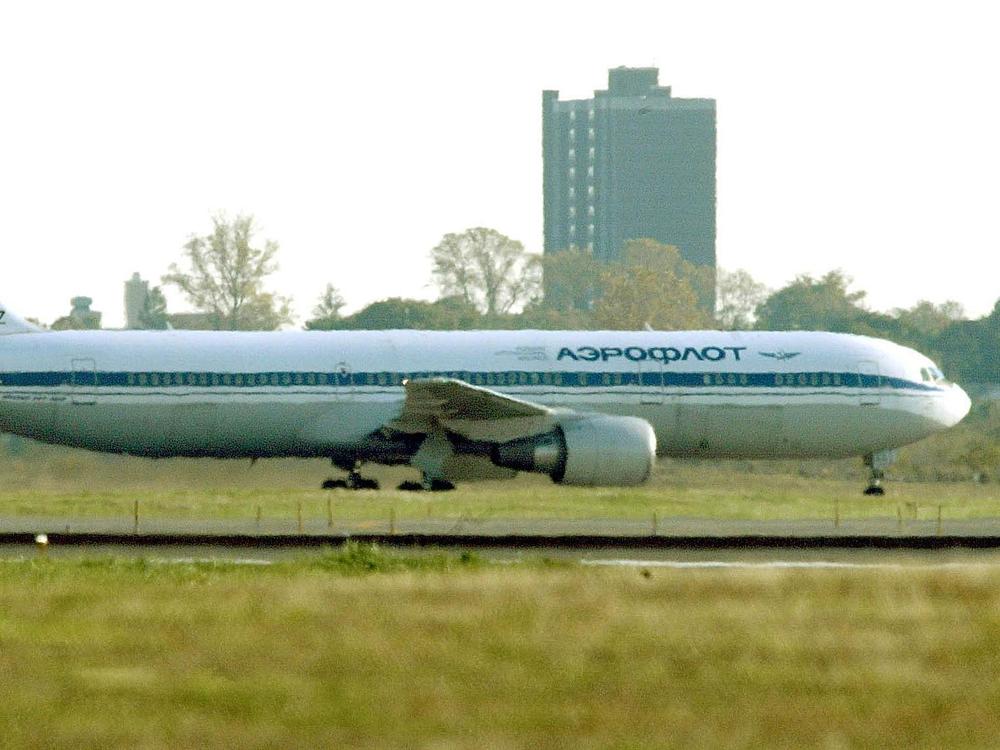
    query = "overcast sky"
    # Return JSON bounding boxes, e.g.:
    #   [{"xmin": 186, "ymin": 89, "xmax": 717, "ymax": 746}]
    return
[{"xmin": 1, "ymin": 1, "xmax": 997, "ymax": 328}]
